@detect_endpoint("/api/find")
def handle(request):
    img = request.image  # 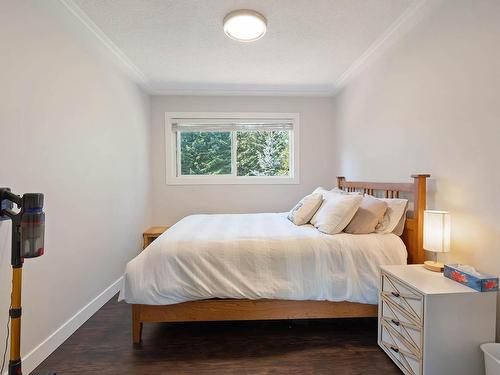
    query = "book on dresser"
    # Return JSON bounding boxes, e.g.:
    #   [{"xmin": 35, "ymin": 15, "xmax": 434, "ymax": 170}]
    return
[{"xmin": 378, "ymin": 264, "xmax": 497, "ymax": 375}]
